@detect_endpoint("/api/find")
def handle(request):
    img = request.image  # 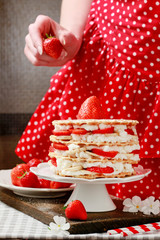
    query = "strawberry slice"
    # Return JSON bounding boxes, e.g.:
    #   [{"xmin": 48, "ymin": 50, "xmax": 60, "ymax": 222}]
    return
[
  {"xmin": 92, "ymin": 127, "xmax": 114, "ymax": 134},
  {"xmin": 51, "ymin": 157, "xmax": 57, "ymax": 167},
  {"xmin": 49, "ymin": 145, "xmax": 55, "ymax": 152},
  {"xmin": 87, "ymin": 166, "xmax": 114, "ymax": 174},
  {"xmin": 125, "ymin": 128, "xmax": 135, "ymax": 135},
  {"xmin": 131, "ymin": 149, "xmax": 140, "ymax": 154},
  {"xmin": 92, "ymin": 149, "xmax": 118, "ymax": 158},
  {"xmin": 53, "ymin": 142, "xmax": 69, "ymax": 150},
  {"xmin": 52, "ymin": 130, "xmax": 71, "ymax": 136},
  {"xmin": 71, "ymin": 128, "xmax": 88, "ymax": 135}
]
